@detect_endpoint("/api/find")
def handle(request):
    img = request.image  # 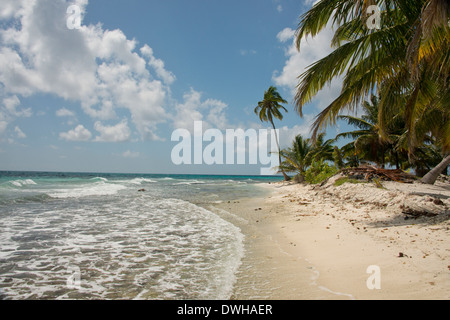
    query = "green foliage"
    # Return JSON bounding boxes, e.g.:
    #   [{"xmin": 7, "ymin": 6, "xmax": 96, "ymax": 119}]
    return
[
  {"xmin": 255, "ymin": 86, "xmax": 290, "ymax": 181},
  {"xmin": 254, "ymin": 86, "xmax": 288, "ymax": 125},
  {"xmin": 279, "ymin": 134, "xmax": 313, "ymax": 176},
  {"xmin": 304, "ymin": 160, "xmax": 338, "ymax": 185},
  {"xmin": 334, "ymin": 177, "xmax": 367, "ymax": 187},
  {"xmin": 294, "ymin": 0, "xmax": 450, "ymax": 156},
  {"xmin": 373, "ymin": 177, "xmax": 385, "ymax": 189},
  {"xmin": 279, "ymin": 133, "xmax": 341, "ymax": 184},
  {"xmin": 332, "ymin": 146, "xmax": 345, "ymax": 170},
  {"xmin": 336, "ymin": 94, "xmax": 447, "ymax": 175}
]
